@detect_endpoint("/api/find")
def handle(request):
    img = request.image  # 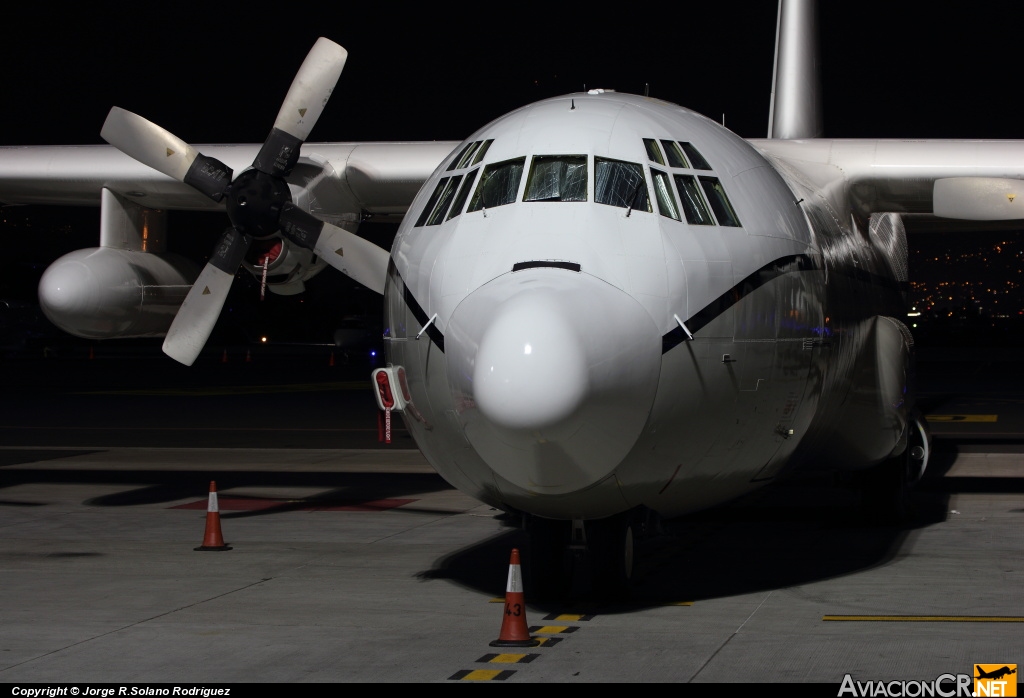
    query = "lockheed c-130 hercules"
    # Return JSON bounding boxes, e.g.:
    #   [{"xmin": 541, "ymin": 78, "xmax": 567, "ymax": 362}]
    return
[{"xmin": 1, "ymin": 0, "xmax": 1021, "ymax": 598}]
